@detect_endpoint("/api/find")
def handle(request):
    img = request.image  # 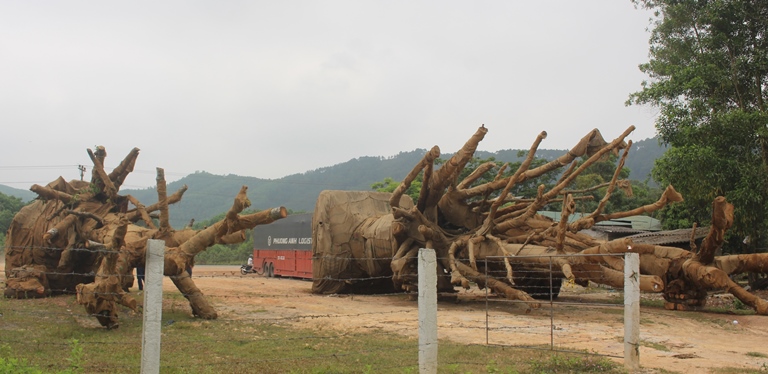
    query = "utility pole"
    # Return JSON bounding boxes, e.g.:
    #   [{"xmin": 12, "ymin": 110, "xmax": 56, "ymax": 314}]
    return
[{"xmin": 78, "ymin": 165, "xmax": 86, "ymax": 181}]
